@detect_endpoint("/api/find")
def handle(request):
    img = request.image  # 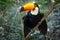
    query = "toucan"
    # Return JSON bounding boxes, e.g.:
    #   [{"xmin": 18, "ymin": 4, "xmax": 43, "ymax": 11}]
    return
[{"xmin": 20, "ymin": 3, "xmax": 47, "ymax": 37}]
